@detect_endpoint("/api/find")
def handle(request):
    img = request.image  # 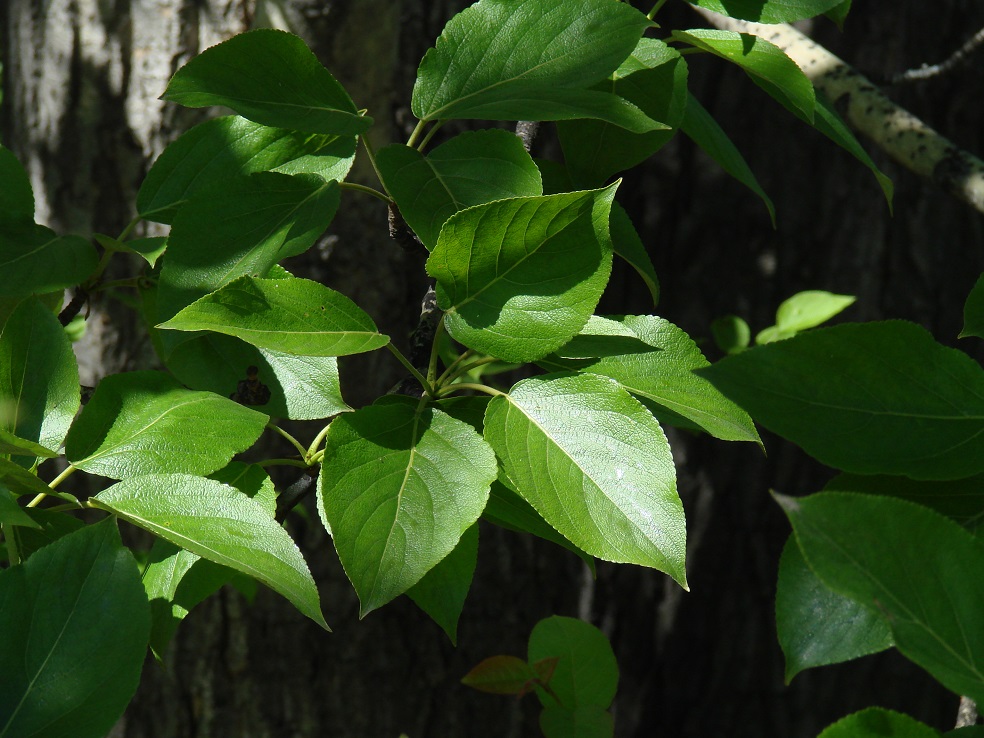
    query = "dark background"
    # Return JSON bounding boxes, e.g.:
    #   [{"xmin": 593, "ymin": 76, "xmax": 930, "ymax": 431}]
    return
[{"xmin": 3, "ymin": 1, "xmax": 983, "ymax": 735}]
